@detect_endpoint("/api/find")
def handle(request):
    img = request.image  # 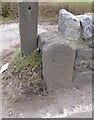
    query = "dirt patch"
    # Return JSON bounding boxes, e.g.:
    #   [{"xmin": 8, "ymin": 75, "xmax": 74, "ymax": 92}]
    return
[
  {"xmin": 0, "ymin": 44, "xmax": 20, "ymax": 65},
  {"xmin": 1, "ymin": 22, "xmax": 92, "ymax": 118},
  {"xmin": 2, "ymin": 50, "xmax": 47, "ymax": 103}
]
